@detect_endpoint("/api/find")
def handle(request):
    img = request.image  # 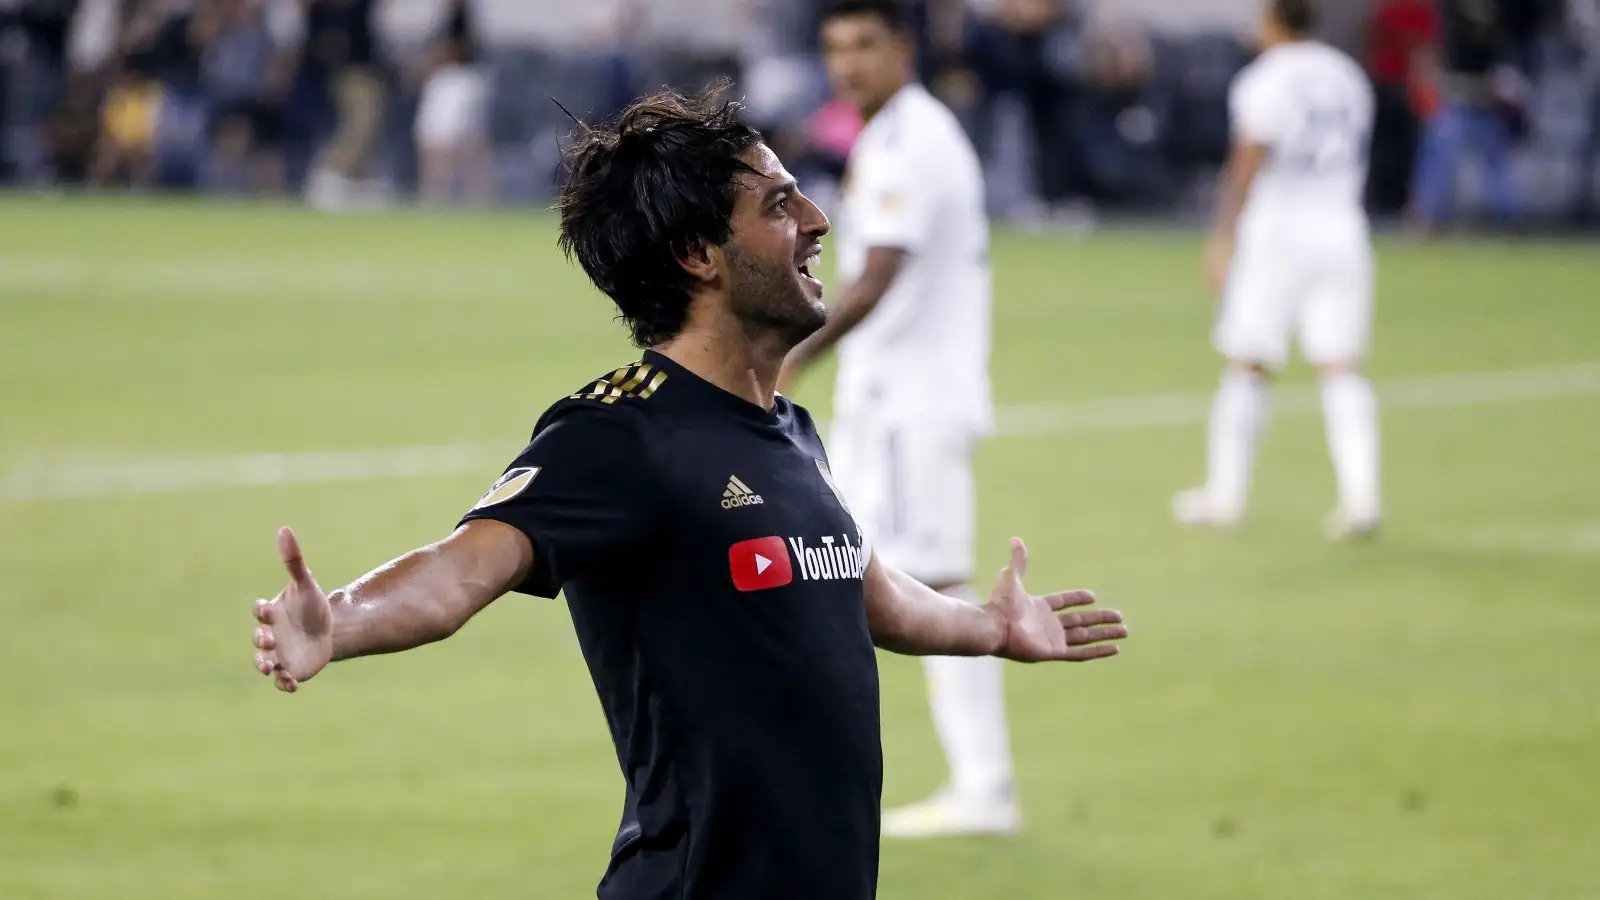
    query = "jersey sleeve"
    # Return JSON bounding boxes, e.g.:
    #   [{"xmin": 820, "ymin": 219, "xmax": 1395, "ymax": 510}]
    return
[
  {"xmin": 1229, "ymin": 69, "xmax": 1293, "ymax": 148},
  {"xmin": 458, "ymin": 403, "xmax": 658, "ymax": 598},
  {"xmin": 850, "ymin": 150, "xmax": 938, "ymax": 252}
]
